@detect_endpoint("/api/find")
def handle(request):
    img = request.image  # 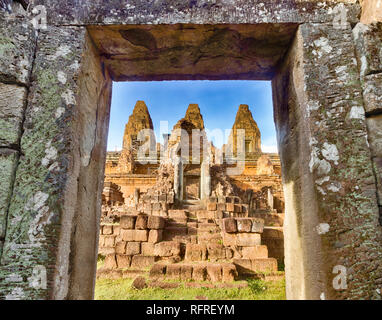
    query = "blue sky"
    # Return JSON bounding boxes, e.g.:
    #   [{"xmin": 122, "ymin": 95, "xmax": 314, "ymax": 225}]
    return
[{"xmin": 107, "ymin": 81, "xmax": 277, "ymax": 153}]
